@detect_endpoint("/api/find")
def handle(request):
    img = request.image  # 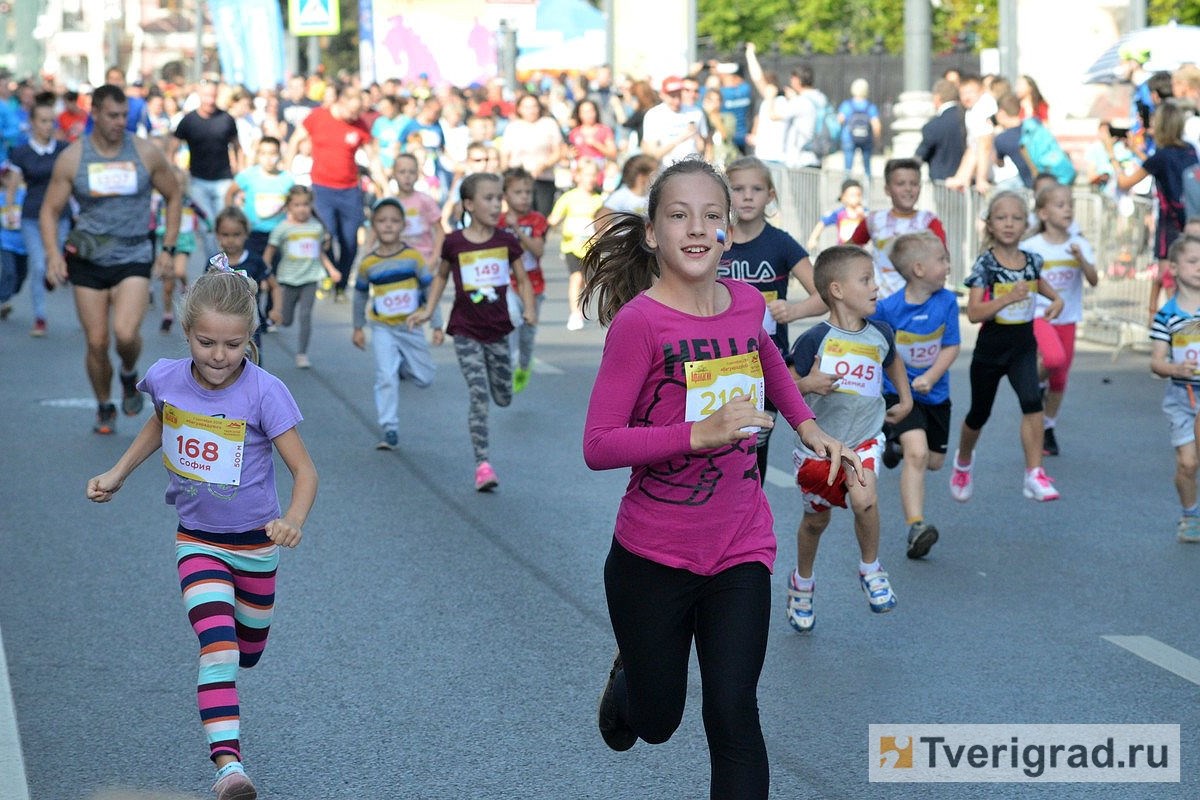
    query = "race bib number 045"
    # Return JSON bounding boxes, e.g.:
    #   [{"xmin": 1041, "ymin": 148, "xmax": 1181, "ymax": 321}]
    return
[
  {"xmin": 161, "ymin": 402, "xmax": 247, "ymax": 485},
  {"xmin": 684, "ymin": 352, "xmax": 765, "ymax": 432},
  {"xmin": 820, "ymin": 337, "xmax": 883, "ymax": 396}
]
